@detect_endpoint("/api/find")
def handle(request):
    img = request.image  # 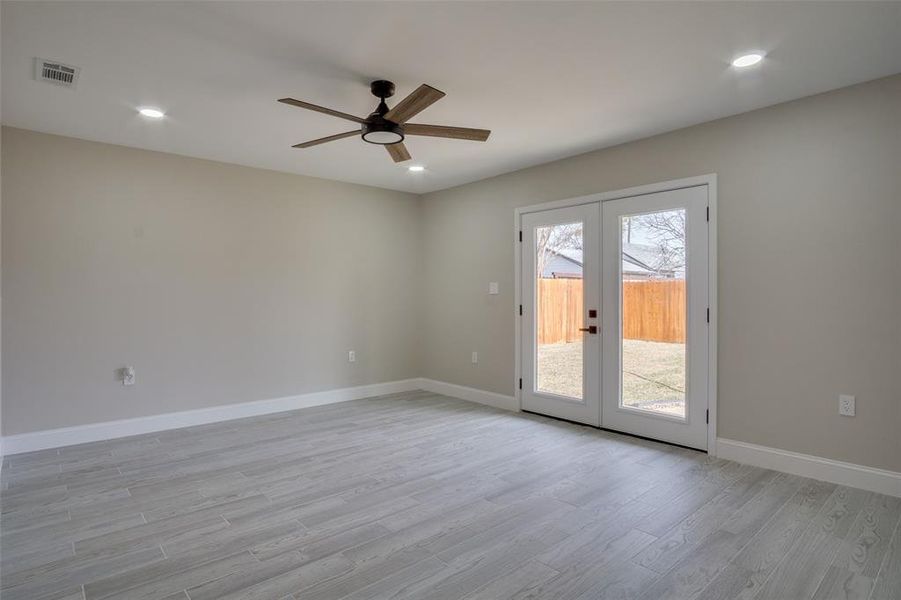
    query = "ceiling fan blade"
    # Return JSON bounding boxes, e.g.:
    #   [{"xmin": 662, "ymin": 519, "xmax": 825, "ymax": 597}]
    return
[
  {"xmin": 404, "ymin": 124, "xmax": 491, "ymax": 142},
  {"xmin": 278, "ymin": 98, "xmax": 366, "ymax": 124},
  {"xmin": 384, "ymin": 84, "xmax": 445, "ymax": 123},
  {"xmin": 386, "ymin": 142, "xmax": 412, "ymax": 163},
  {"xmin": 292, "ymin": 131, "xmax": 359, "ymax": 148}
]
